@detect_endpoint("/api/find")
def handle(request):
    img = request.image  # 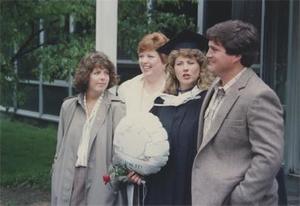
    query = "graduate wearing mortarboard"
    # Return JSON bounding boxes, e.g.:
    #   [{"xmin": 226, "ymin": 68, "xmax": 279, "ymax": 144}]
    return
[{"xmin": 141, "ymin": 30, "xmax": 215, "ymax": 205}]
